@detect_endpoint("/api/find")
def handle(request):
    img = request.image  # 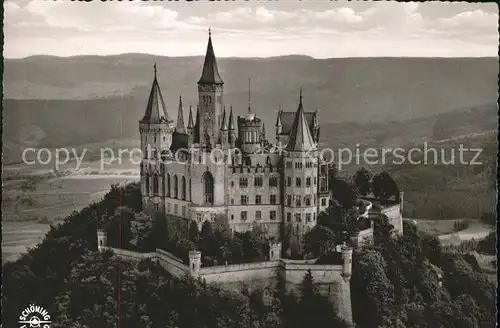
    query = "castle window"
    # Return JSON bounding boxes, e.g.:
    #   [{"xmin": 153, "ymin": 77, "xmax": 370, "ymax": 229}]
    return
[
  {"xmin": 154, "ymin": 135, "xmax": 157, "ymax": 143},
  {"xmin": 306, "ymin": 177, "xmax": 311, "ymax": 187},
  {"xmin": 174, "ymin": 204, "xmax": 178, "ymax": 214},
  {"xmin": 321, "ymin": 198, "xmax": 326, "ymax": 206},
  {"xmin": 295, "ymin": 213, "xmax": 301, "ymax": 222},
  {"xmin": 231, "ymin": 181, "xmax": 234, "ymax": 187},
  {"xmin": 166, "ymin": 174, "xmax": 171, "ymax": 197},
  {"xmin": 270, "ymin": 195, "xmax": 276, "ymax": 205},
  {"xmin": 320, "ymin": 177, "xmax": 327, "ymax": 192},
  {"xmin": 167, "ymin": 203, "xmax": 171, "ymax": 213},
  {"xmin": 240, "ymin": 177, "xmax": 248, "ymax": 187},
  {"xmin": 154, "ymin": 203, "xmax": 159, "ymax": 211},
  {"xmin": 269, "ymin": 177, "xmax": 278, "ymax": 187},
  {"xmin": 287, "ymin": 195, "xmax": 292, "ymax": 206},
  {"xmin": 181, "ymin": 176, "xmax": 187, "ymax": 200},
  {"xmin": 241, "ymin": 211, "xmax": 248, "ymax": 221},
  {"xmin": 163, "ymin": 136, "xmax": 166, "ymax": 142},
  {"xmin": 203, "ymin": 172, "xmax": 214, "ymax": 205},
  {"xmin": 286, "ymin": 161, "xmax": 292, "ymax": 169},
  {"xmin": 296, "ymin": 196, "xmax": 301, "ymax": 207},
  {"xmin": 287, "ymin": 177, "xmax": 292, "ymax": 187},
  {"xmin": 231, "ymin": 198, "xmax": 234, "ymax": 205},
  {"xmin": 254, "ymin": 176, "xmax": 263, "ymax": 187},
  {"xmin": 270, "ymin": 211, "xmax": 276, "ymax": 220},
  {"xmin": 313, "ymin": 213, "xmax": 316, "ymax": 222},
  {"xmin": 287, "ymin": 213, "xmax": 291, "ymax": 222},
  {"xmin": 231, "ymin": 214, "xmax": 234, "ymax": 221},
  {"xmin": 182, "ymin": 206, "xmax": 186, "ymax": 216},
  {"xmin": 314, "ymin": 177, "xmax": 317, "ymax": 185},
  {"xmin": 256, "ymin": 211, "xmax": 262, "ymax": 220},
  {"xmin": 256, "ymin": 195, "xmax": 262, "ymax": 205},
  {"xmin": 153, "ymin": 175, "xmax": 159, "ymax": 195},
  {"xmin": 241, "ymin": 195, "xmax": 248, "ymax": 205},
  {"xmin": 197, "ymin": 213, "xmax": 202, "ymax": 223},
  {"xmin": 173, "ymin": 175, "xmax": 179, "ymax": 198},
  {"xmin": 305, "ymin": 197, "xmax": 311, "ymax": 206},
  {"xmin": 306, "ymin": 213, "xmax": 311, "ymax": 222},
  {"xmin": 296, "ymin": 177, "xmax": 301, "ymax": 187}
]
